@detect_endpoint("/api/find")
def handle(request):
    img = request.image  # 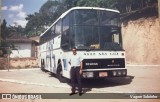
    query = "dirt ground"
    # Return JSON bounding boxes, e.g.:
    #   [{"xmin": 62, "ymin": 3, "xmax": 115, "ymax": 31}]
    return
[
  {"xmin": 0, "ymin": 66, "xmax": 160, "ymax": 102},
  {"xmin": 122, "ymin": 17, "xmax": 160, "ymax": 65}
]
